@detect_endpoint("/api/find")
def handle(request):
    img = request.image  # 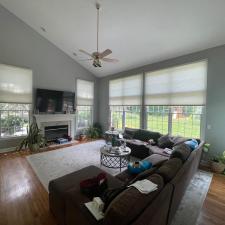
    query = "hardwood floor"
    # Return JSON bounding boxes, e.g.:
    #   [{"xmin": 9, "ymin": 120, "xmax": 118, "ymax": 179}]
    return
[
  {"xmin": 0, "ymin": 149, "xmax": 225, "ymax": 225},
  {"xmin": 0, "ymin": 152, "xmax": 56, "ymax": 225},
  {"xmin": 197, "ymin": 174, "xmax": 225, "ymax": 225}
]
